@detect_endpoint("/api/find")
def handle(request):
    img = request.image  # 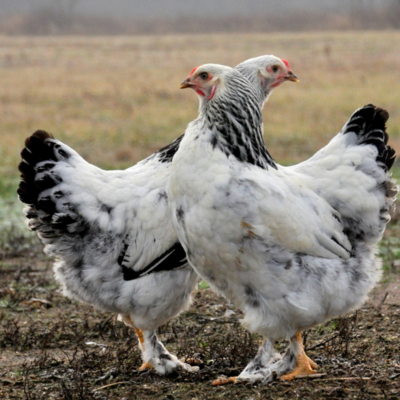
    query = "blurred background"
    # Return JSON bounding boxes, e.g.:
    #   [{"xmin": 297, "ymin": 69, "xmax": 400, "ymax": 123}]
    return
[
  {"xmin": 1, "ymin": 0, "xmax": 400, "ymax": 34},
  {"xmin": 0, "ymin": 0, "xmax": 399, "ymax": 255},
  {"xmin": 1, "ymin": 3, "xmax": 400, "ymax": 399}
]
